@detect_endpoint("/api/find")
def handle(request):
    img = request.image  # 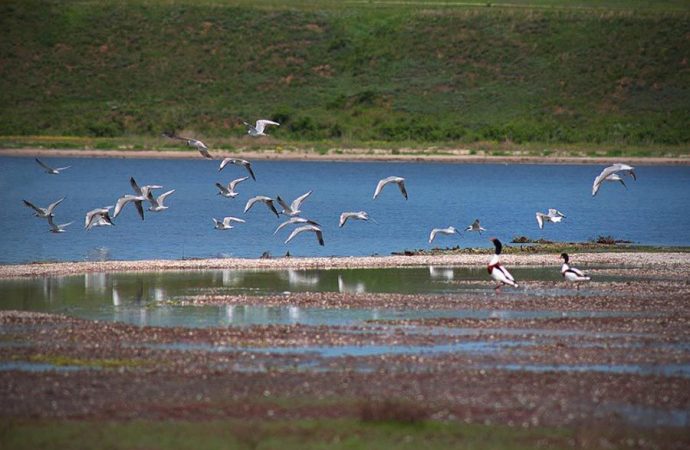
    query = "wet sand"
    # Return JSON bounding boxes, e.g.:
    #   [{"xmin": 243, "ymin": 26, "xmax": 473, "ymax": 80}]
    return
[
  {"xmin": 1, "ymin": 252, "xmax": 689, "ymax": 446},
  {"xmin": 2, "ymin": 147, "xmax": 689, "ymax": 165}
]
